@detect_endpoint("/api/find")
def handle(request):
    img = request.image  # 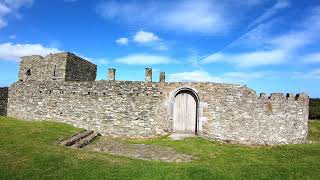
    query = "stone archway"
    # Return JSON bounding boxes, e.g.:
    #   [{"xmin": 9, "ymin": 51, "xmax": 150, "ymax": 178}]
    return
[{"xmin": 167, "ymin": 87, "xmax": 206, "ymax": 135}]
